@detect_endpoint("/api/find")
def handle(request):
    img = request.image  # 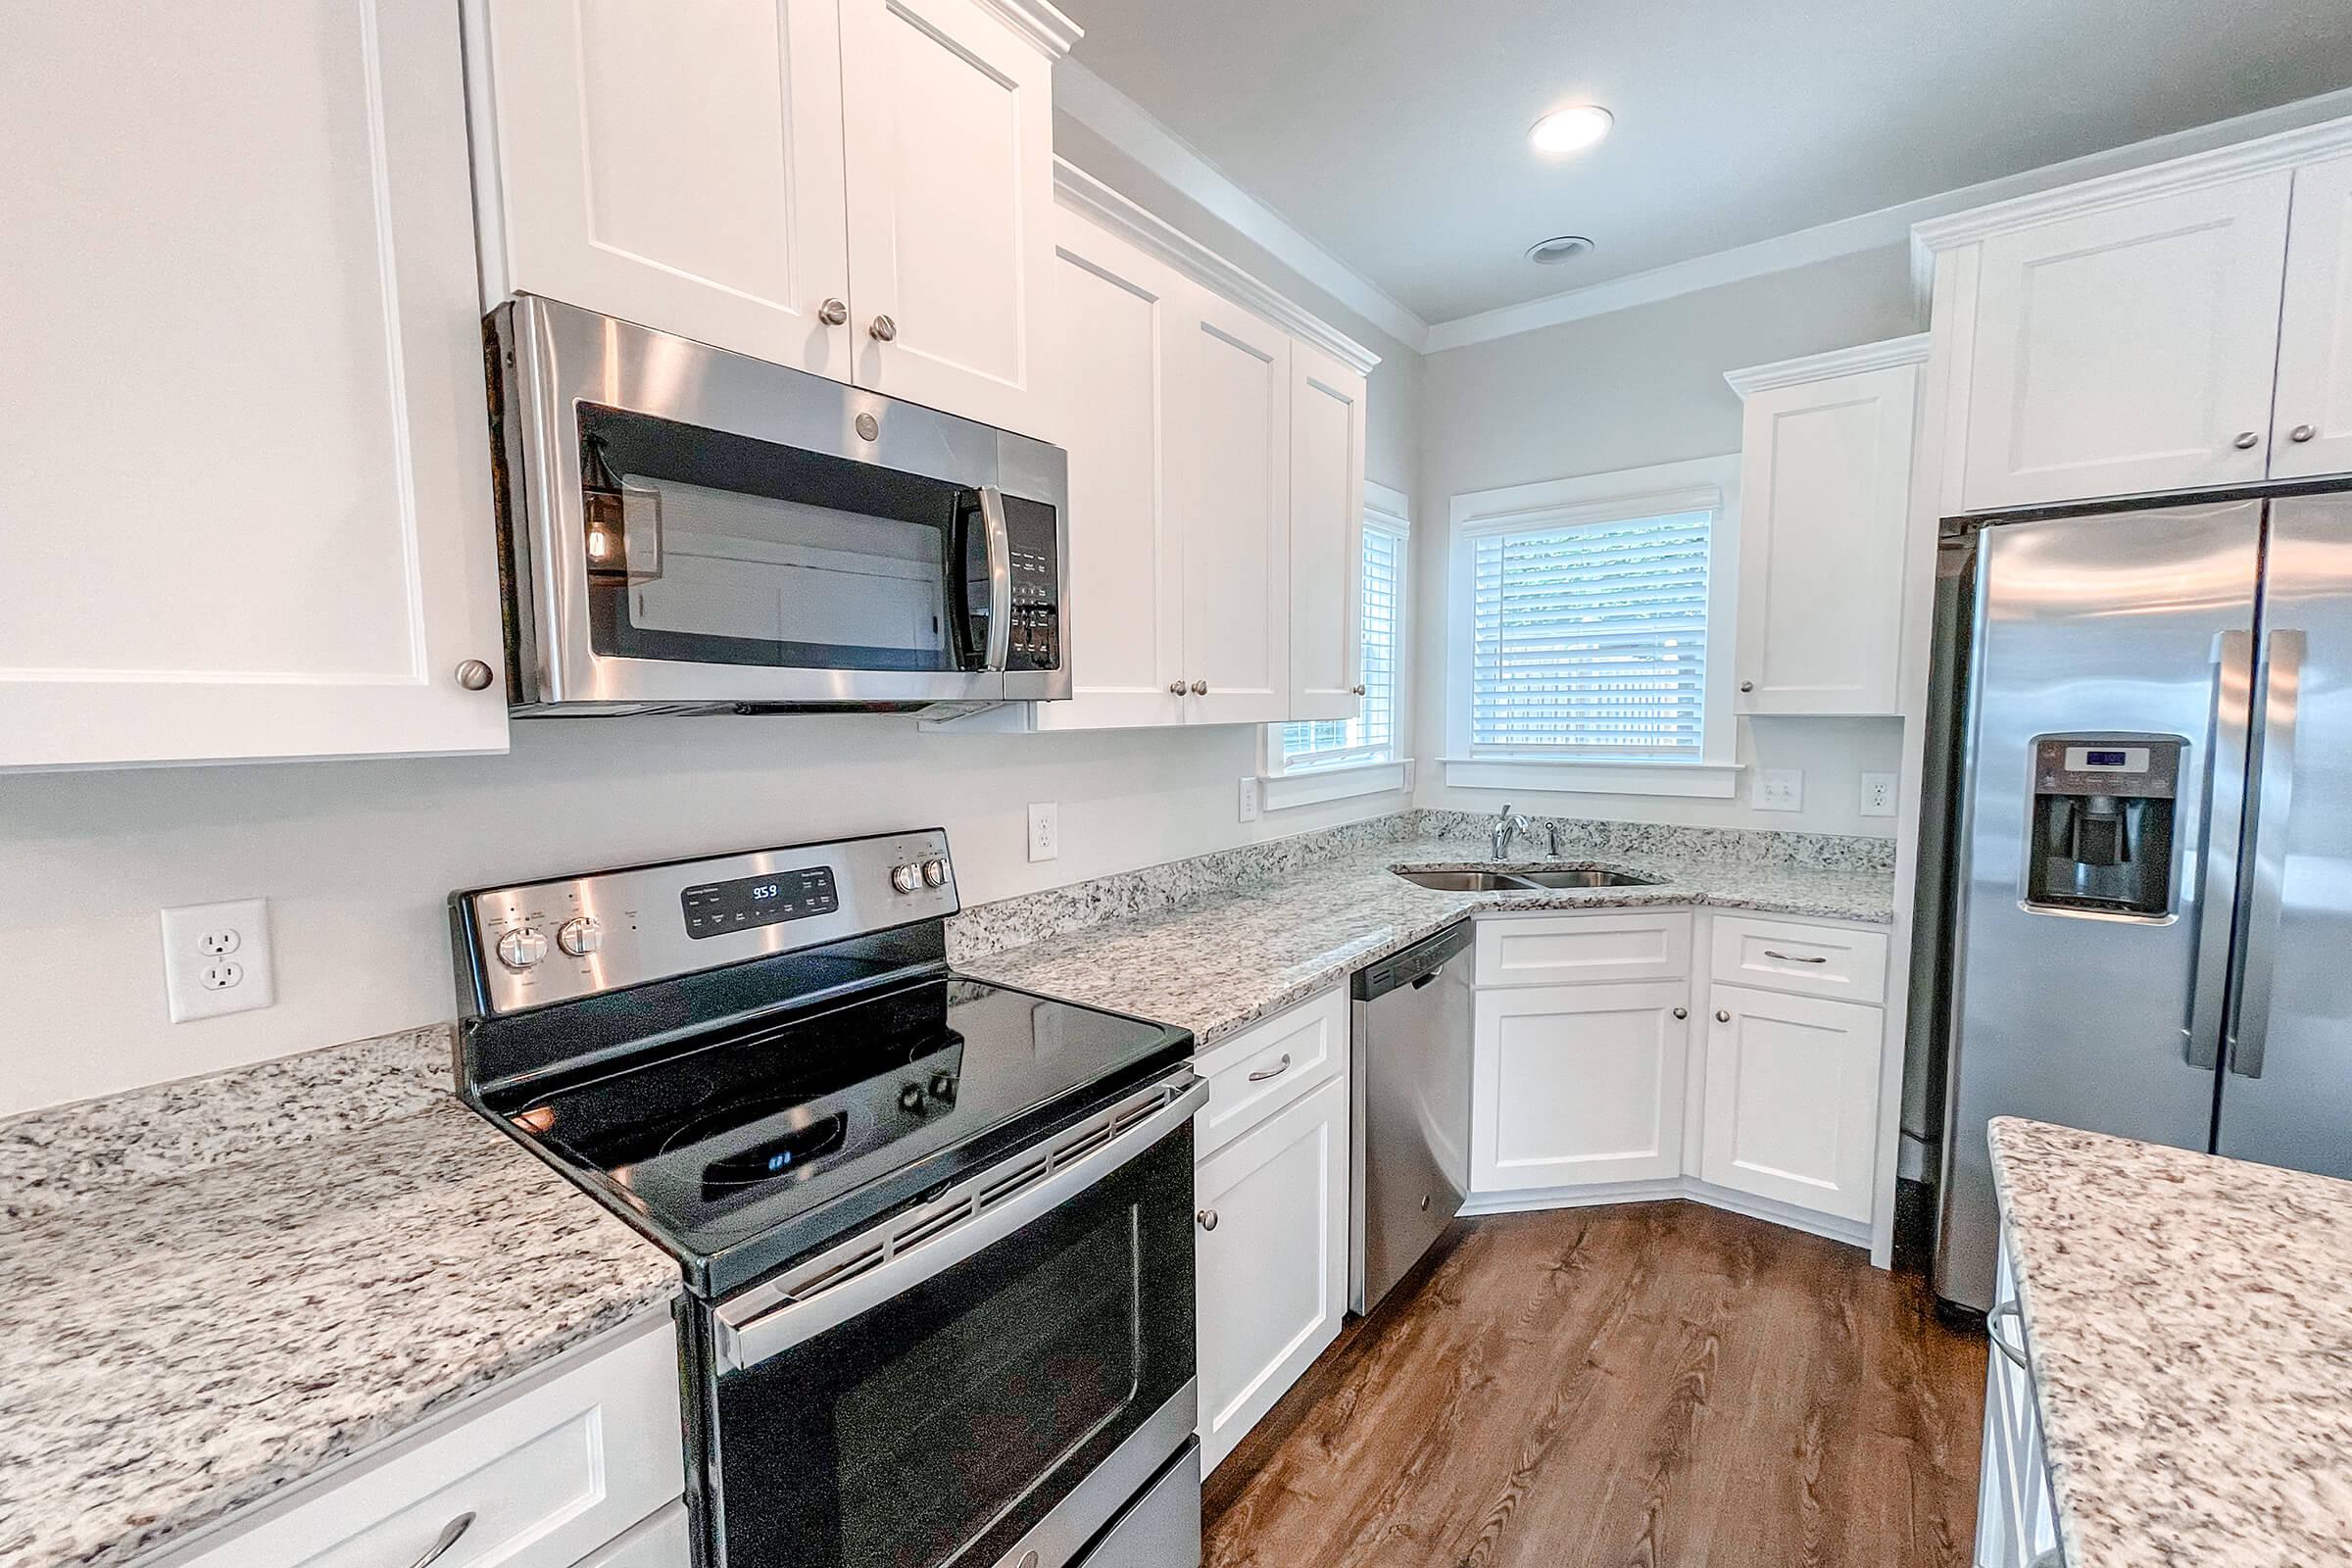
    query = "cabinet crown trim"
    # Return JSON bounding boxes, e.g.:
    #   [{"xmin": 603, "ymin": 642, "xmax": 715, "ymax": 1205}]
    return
[
  {"xmin": 1724, "ymin": 333, "xmax": 1930, "ymax": 397},
  {"xmin": 1910, "ymin": 111, "xmax": 2352, "ymax": 262},
  {"xmin": 1054, "ymin": 158, "xmax": 1382, "ymax": 374},
  {"xmin": 971, "ymin": 0, "xmax": 1082, "ymax": 56}
]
